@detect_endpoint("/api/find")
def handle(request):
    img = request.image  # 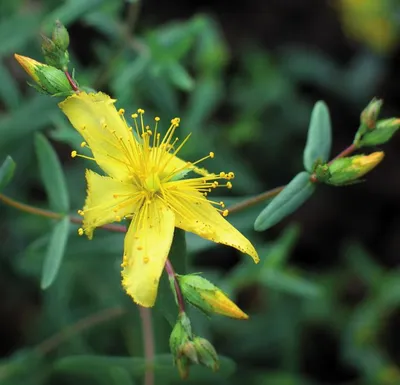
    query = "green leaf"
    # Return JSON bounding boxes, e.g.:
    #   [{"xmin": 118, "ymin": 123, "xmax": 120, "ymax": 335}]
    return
[
  {"xmin": 0, "ymin": 61, "xmax": 20, "ymax": 109},
  {"xmin": 42, "ymin": 0, "xmax": 105, "ymax": 30},
  {"xmin": 254, "ymin": 172, "xmax": 316, "ymax": 231},
  {"xmin": 166, "ymin": 63, "xmax": 194, "ymax": 91},
  {"xmin": 41, "ymin": 217, "xmax": 70, "ymax": 290},
  {"xmin": 53, "ymin": 354, "xmax": 235, "ymax": 382},
  {"xmin": 261, "ymin": 269, "xmax": 322, "ymax": 298},
  {"xmin": 34, "ymin": 133, "xmax": 69, "ymax": 213},
  {"xmin": 0, "ymin": 156, "xmax": 16, "ymax": 192},
  {"xmin": 303, "ymin": 101, "xmax": 332, "ymax": 172}
]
